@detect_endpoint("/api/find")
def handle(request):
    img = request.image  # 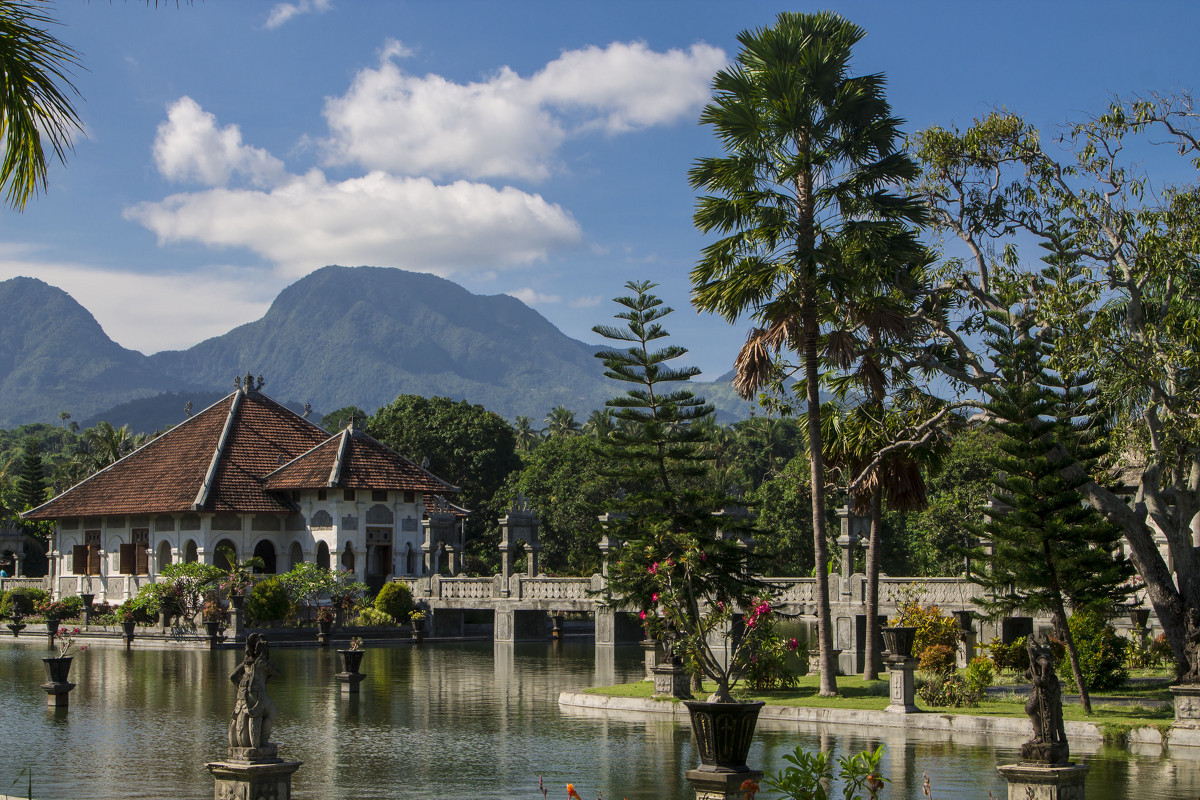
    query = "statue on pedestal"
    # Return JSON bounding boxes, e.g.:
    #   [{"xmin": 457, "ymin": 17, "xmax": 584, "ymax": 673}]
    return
[
  {"xmin": 1021, "ymin": 636, "xmax": 1068, "ymax": 765},
  {"xmin": 1181, "ymin": 609, "xmax": 1200, "ymax": 684},
  {"xmin": 228, "ymin": 633, "xmax": 280, "ymax": 759}
]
